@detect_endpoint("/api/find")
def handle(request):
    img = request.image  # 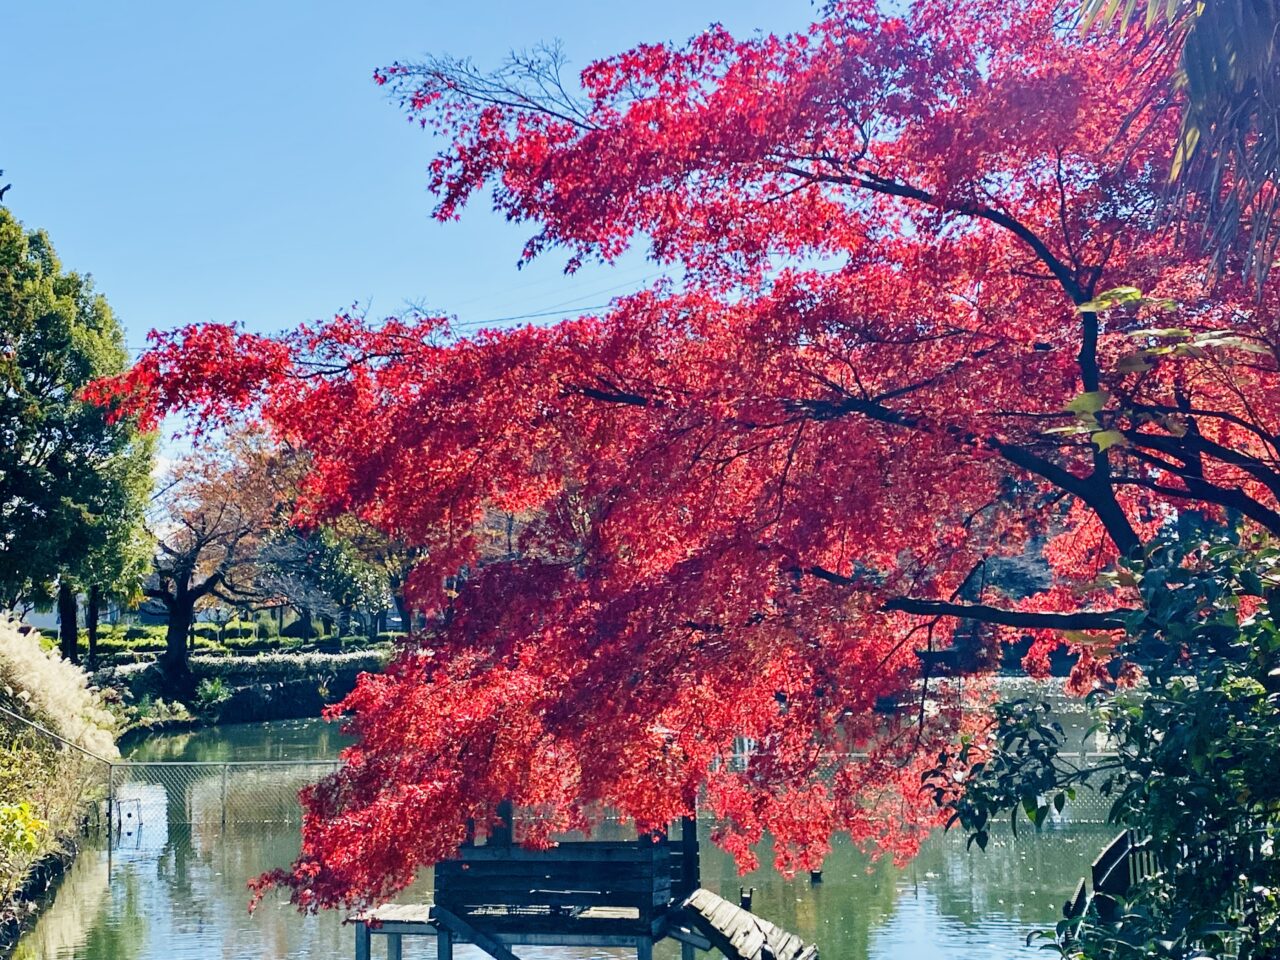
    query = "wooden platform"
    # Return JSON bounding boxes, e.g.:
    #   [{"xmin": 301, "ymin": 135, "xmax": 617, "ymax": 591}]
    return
[
  {"xmin": 354, "ymin": 903, "xmax": 659, "ymax": 959},
  {"xmin": 357, "ymin": 891, "xmax": 819, "ymax": 960},
  {"xmin": 679, "ymin": 888, "xmax": 819, "ymax": 960},
  {"xmin": 353, "ymin": 813, "xmax": 815, "ymax": 960}
]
